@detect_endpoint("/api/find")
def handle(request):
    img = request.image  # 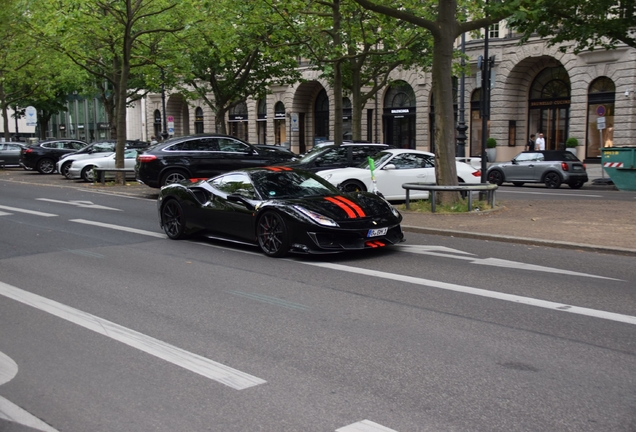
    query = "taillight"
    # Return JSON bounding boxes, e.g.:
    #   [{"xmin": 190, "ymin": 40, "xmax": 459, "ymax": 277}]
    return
[
  {"xmin": 471, "ymin": 170, "xmax": 481, "ymax": 177},
  {"xmin": 137, "ymin": 155, "xmax": 157, "ymax": 163},
  {"xmin": 561, "ymin": 162, "xmax": 569, "ymax": 171},
  {"xmin": 23, "ymin": 148, "xmax": 33, "ymax": 154}
]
